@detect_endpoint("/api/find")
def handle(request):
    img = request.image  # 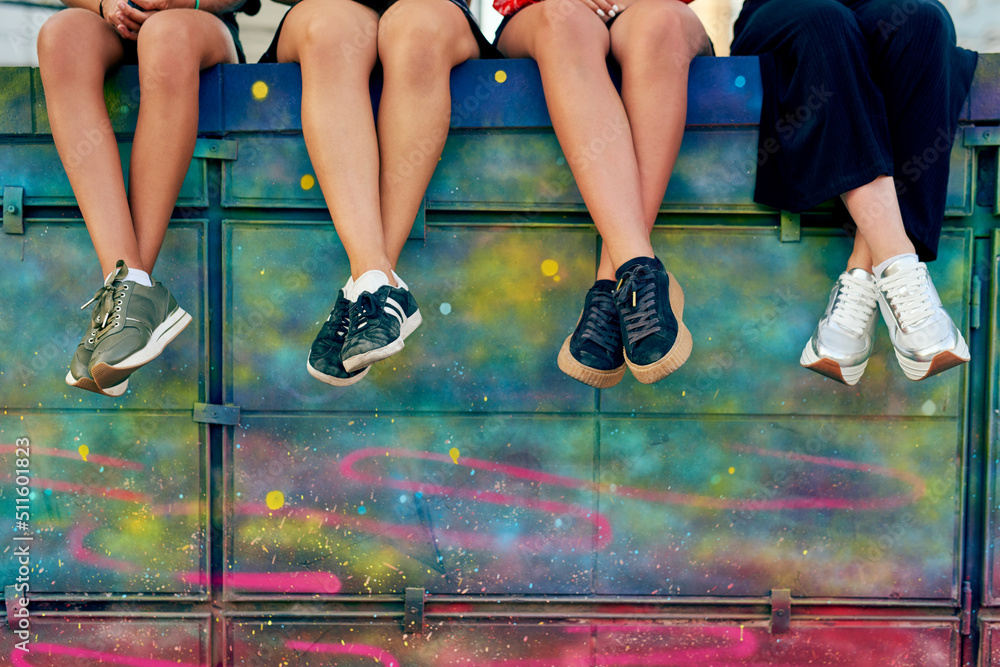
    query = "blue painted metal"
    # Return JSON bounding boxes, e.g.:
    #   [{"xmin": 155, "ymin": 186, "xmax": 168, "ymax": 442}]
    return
[{"xmin": 0, "ymin": 55, "xmax": 997, "ymax": 665}]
